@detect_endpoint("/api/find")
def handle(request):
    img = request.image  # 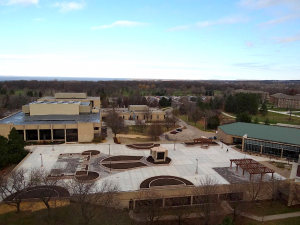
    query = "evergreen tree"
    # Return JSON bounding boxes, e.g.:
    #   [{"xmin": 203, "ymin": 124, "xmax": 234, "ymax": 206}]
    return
[
  {"xmin": 7, "ymin": 128, "xmax": 27, "ymax": 164},
  {"xmin": 236, "ymin": 112, "xmax": 252, "ymax": 123},
  {"xmin": 261, "ymin": 102, "xmax": 268, "ymax": 116},
  {"xmin": 207, "ymin": 115, "xmax": 220, "ymax": 129},
  {"xmin": 264, "ymin": 117, "xmax": 270, "ymax": 125},
  {"xmin": 225, "ymin": 95, "xmax": 234, "ymax": 112},
  {"xmin": 0, "ymin": 136, "xmax": 8, "ymax": 168},
  {"xmin": 38, "ymin": 91, "xmax": 43, "ymax": 97}
]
